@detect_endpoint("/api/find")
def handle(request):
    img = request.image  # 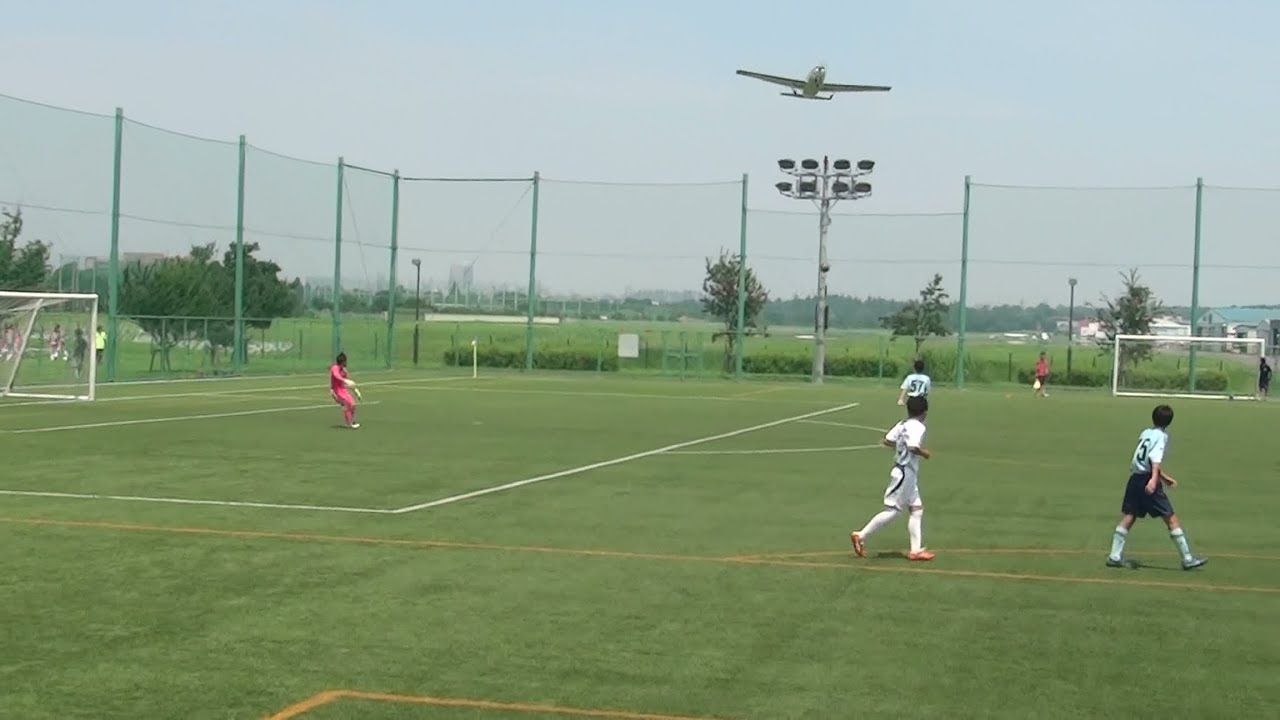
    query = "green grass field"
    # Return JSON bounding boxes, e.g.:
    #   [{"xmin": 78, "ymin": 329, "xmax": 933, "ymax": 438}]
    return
[{"xmin": 1, "ymin": 370, "xmax": 1277, "ymax": 719}]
